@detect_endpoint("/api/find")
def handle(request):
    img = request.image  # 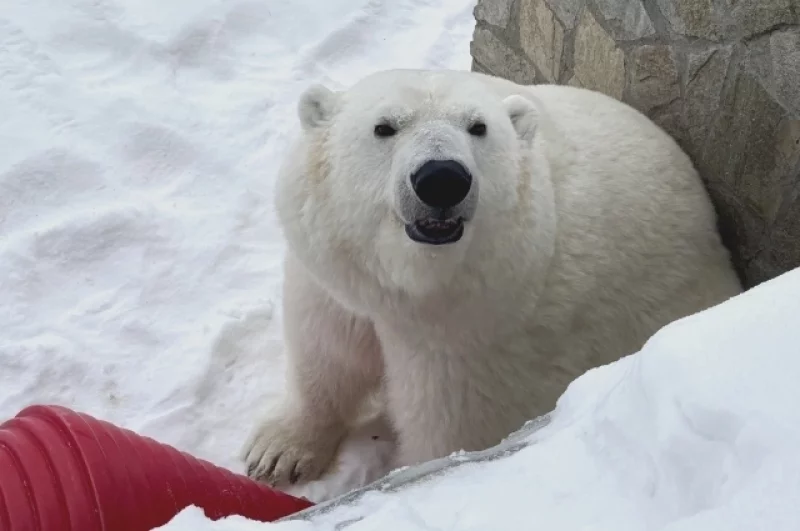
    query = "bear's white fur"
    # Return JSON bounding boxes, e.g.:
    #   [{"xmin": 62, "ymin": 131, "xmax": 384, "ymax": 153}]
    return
[{"xmin": 242, "ymin": 69, "xmax": 742, "ymax": 487}]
